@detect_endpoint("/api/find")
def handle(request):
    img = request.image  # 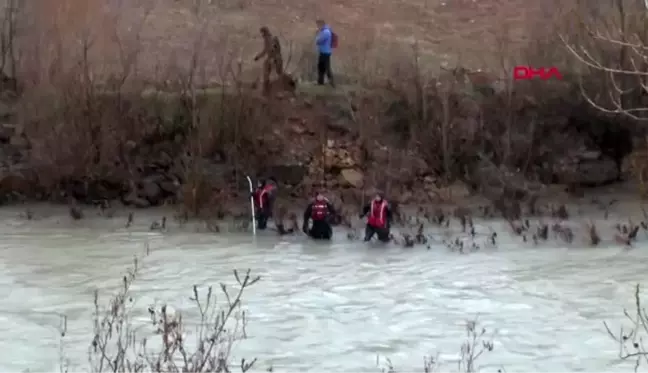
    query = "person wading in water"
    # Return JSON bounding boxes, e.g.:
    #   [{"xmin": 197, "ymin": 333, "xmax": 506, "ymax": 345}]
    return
[
  {"xmin": 252, "ymin": 178, "xmax": 277, "ymax": 230},
  {"xmin": 359, "ymin": 192, "xmax": 392, "ymax": 243},
  {"xmin": 254, "ymin": 26, "xmax": 284, "ymax": 95},
  {"xmin": 302, "ymin": 191, "xmax": 336, "ymax": 240}
]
